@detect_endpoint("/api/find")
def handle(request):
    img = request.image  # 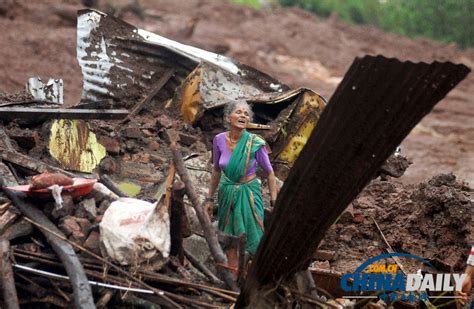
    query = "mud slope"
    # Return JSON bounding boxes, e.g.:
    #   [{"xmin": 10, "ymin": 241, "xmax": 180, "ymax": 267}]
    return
[{"xmin": 0, "ymin": 0, "xmax": 472, "ymax": 184}]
